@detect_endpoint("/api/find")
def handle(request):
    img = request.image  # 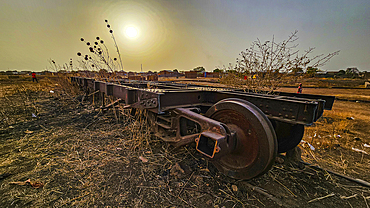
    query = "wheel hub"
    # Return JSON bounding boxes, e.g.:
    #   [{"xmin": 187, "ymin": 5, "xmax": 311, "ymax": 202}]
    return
[{"xmin": 205, "ymin": 98, "xmax": 278, "ymax": 179}]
